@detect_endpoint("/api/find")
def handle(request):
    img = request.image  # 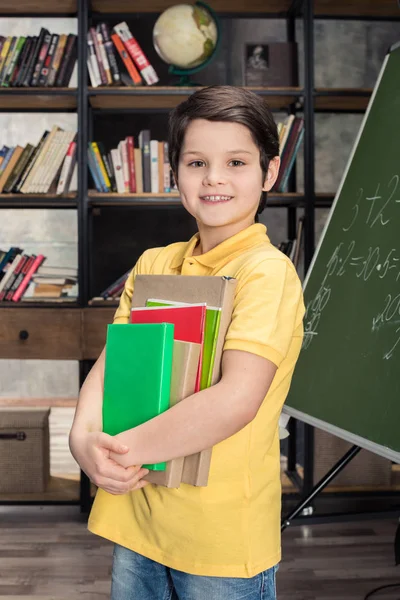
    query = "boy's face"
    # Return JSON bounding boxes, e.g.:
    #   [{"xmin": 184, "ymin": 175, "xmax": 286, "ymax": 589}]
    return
[{"xmin": 177, "ymin": 119, "xmax": 279, "ymax": 240}]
